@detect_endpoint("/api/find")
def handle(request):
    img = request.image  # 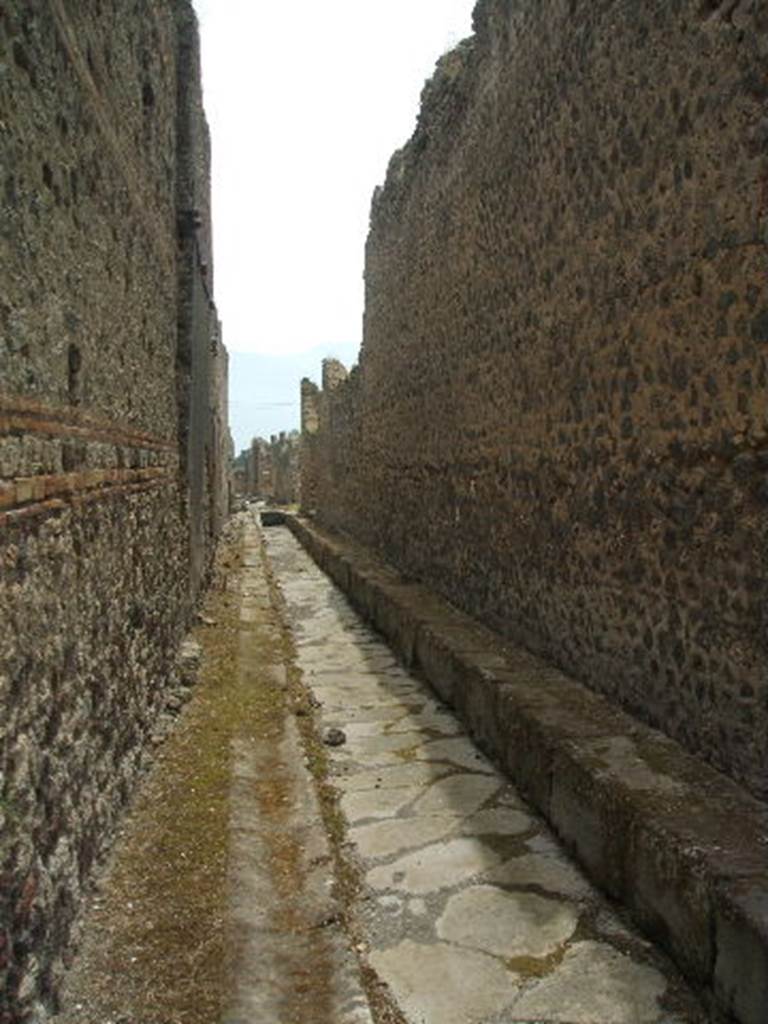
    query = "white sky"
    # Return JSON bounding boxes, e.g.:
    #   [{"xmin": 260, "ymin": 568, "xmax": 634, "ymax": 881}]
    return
[{"xmin": 192, "ymin": 0, "xmax": 477, "ymax": 355}]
